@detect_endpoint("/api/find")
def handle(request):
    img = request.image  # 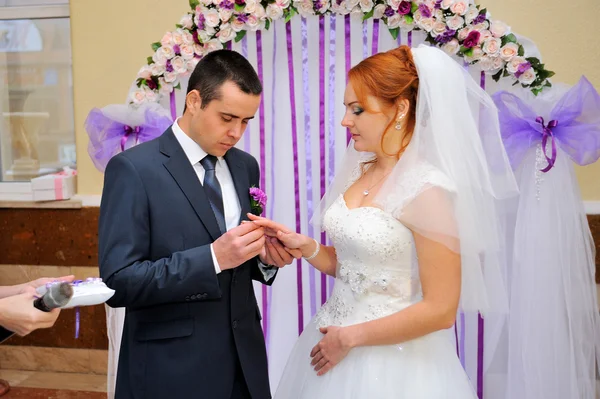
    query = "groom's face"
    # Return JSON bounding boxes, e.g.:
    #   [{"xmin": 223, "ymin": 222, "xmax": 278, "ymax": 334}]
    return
[{"xmin": 187, "ymin": 81, "xmax": 261, "ymax": 157}]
